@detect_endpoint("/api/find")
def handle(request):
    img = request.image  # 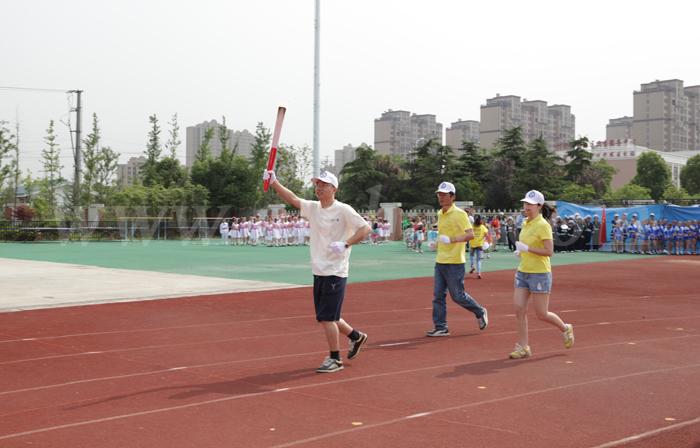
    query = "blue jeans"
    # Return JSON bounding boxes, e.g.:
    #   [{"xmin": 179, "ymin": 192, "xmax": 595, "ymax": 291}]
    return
[
  {"xmin": 469, "ymin": 247, "xmax": 483, "ymax": 272},
  {"xmin": 432, "ymin": 263, "xmax": 485, "ymax": 330}
]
